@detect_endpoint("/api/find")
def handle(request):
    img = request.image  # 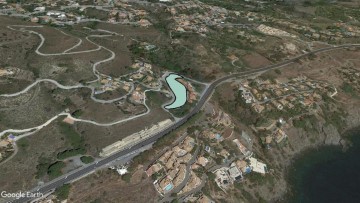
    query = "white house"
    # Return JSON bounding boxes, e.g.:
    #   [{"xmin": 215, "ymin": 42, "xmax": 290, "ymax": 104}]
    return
[{"xmin": 34, "ymin": 6, "xmax": 45, "ymax": 12}]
